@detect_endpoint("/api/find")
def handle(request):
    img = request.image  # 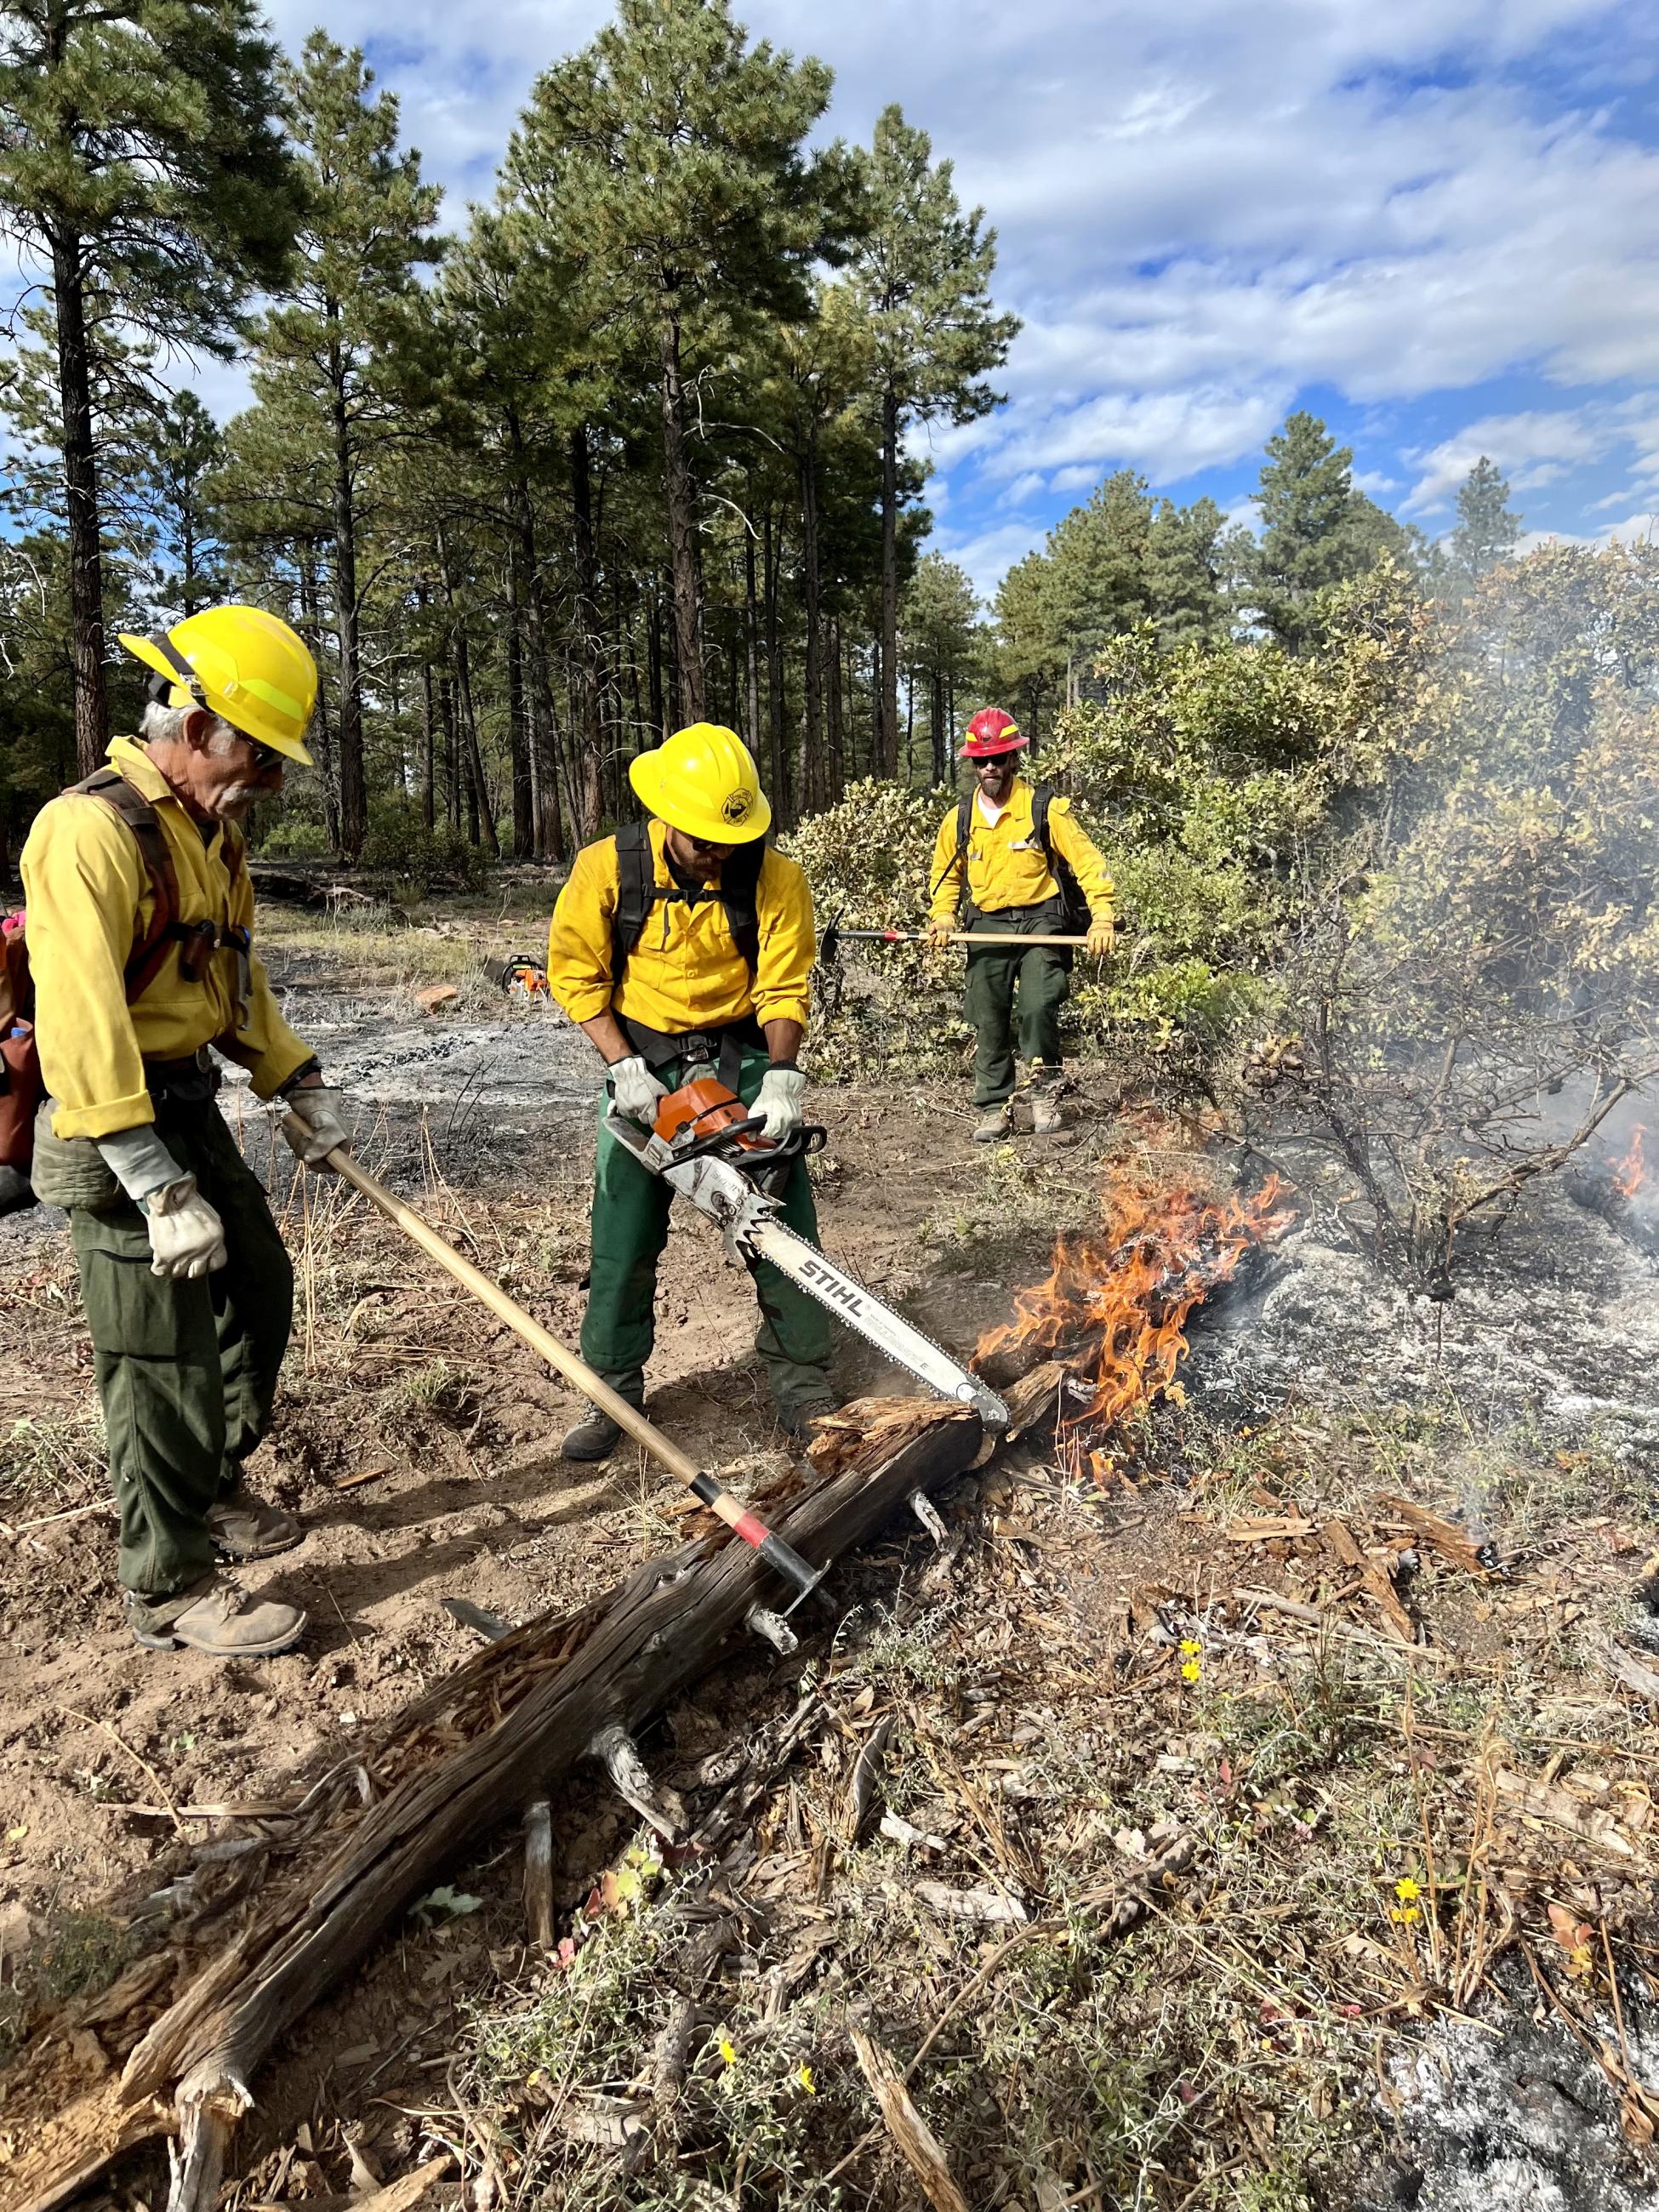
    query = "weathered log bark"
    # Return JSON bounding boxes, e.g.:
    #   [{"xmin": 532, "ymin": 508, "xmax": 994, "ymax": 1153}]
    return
[{"xmin": 0, "ymin": 1400, "xmax": 977, "ymax": 2212}]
